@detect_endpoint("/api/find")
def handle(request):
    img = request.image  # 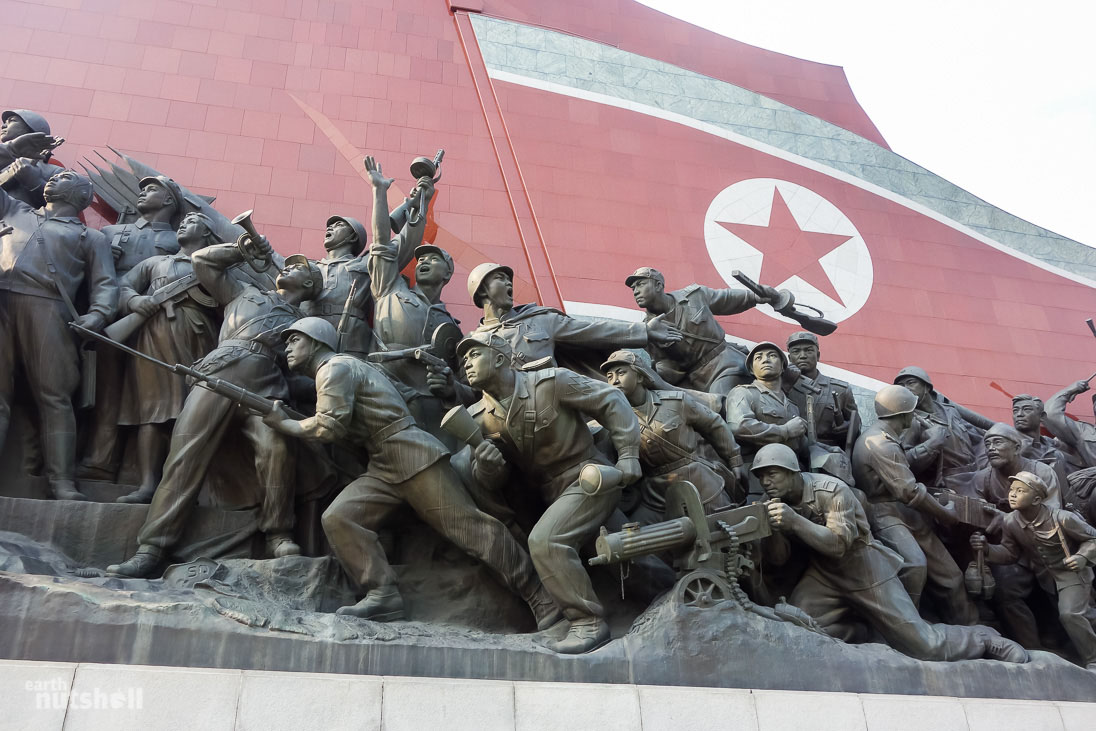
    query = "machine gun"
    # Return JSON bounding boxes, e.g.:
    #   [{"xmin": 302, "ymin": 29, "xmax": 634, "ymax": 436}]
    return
[
  {"xmin": 70, "ymin": 322, "xmax": 305, "ymax": 420},
  {"xmin": 103, "ymin": 273, "xmax": 215, "ymax": 343},
  {"xmin": 366, "ymin": 322, "xmax": 462, "ymax": 372},
  {"xmin": 732, "ymin": 270, "xmax": 837, "ymax": 336}
]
